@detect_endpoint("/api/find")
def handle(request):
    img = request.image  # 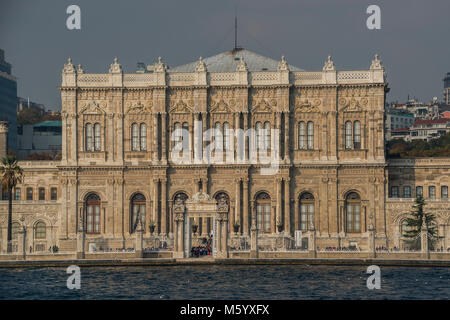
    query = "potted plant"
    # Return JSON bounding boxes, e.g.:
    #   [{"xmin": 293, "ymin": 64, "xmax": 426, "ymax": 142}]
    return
[
  {"xmin": 149, "ymin": 220, "xmax": 155, "ymax": 234},
  {"xmin": 192, "ymin": 221, "xmax": 198, "ymax": 234},
  {"xmin": 276, "ymin": 219, "xmax": 283, "ymax": 232},
  {"xmin": 233, "ymin": 221, "xmax": 240, "ymax": 233}
]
